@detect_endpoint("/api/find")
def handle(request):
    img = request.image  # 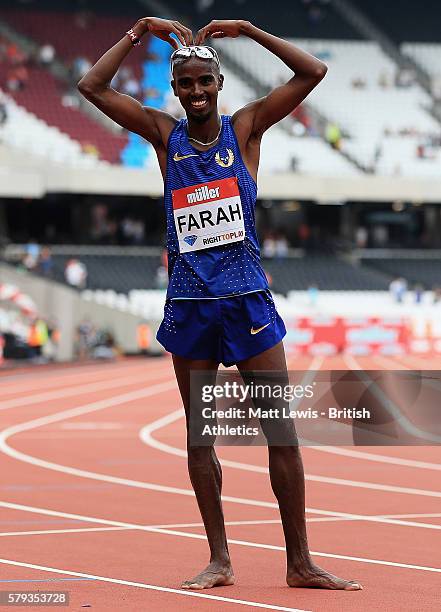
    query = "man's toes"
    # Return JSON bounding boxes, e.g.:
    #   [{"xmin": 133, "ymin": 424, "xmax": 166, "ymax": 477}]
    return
[
  {"xmin": 181, "ymin": 581, "xmax": 204, "ymax": 590},
  {"xmin": 345, "ymin": 581, "xmax": 363, "ymax": 591}
]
